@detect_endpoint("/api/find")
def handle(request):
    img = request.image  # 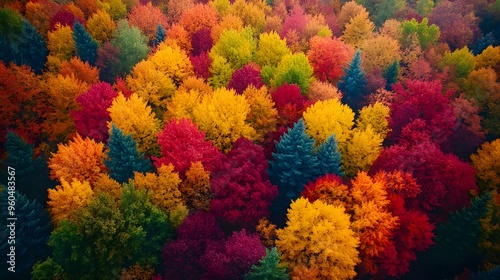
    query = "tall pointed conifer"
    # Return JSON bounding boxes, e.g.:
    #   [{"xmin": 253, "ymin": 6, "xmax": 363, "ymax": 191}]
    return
[
  {"xmin": 105, "ymin": 124, "xmax": 152, "ymax": 184},
  {"xmin": 338, "ymin": 50, "xmax": 366, "ymax": 111},
  {"xmin": 73, "ymin": 21, "xmax": 98, "ymax": 65},
  {"xmin": 268, "ymin": 118, "xmax": 319, "ymax": 226},
  {"xmin": 316, "ymin": 134, "xmax": 344, "ymax": 177},
  {"xmin": 17, "ymin": 20, "xmax": 47, "ymax": 74}
]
